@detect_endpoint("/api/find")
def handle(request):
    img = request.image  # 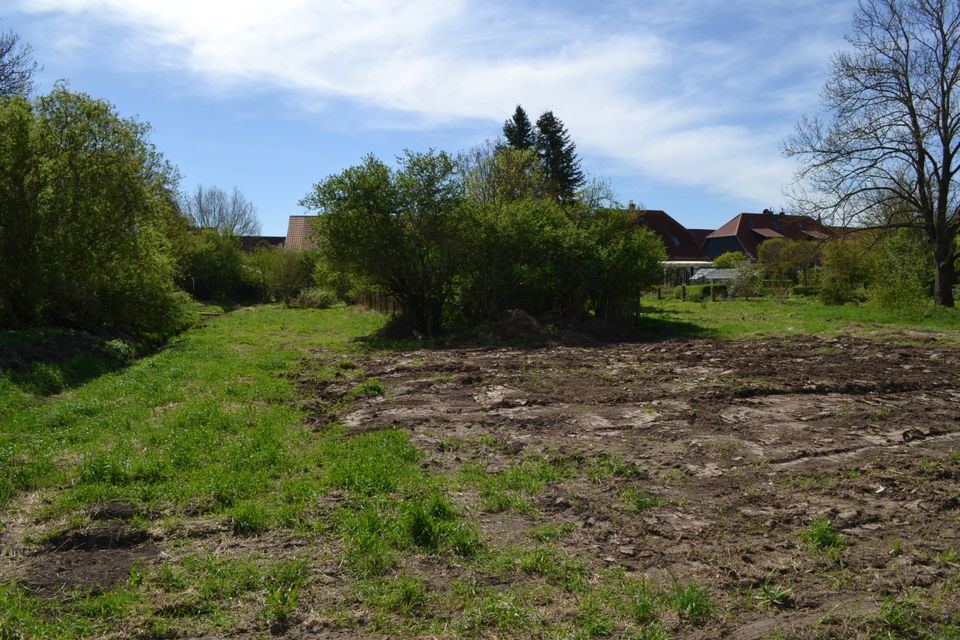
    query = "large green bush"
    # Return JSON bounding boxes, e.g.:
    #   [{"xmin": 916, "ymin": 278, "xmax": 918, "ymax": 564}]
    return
[
  {"xmin": 180, "ymin": 229, "xmax": 256, "ymax": 303},
  {"xmin": 0, "ymin": 87, "xmax": 191, "ymax": 339},
  {"xmin": 303, "ymin": 148, "xmax": 665, "ymax": 333}
]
